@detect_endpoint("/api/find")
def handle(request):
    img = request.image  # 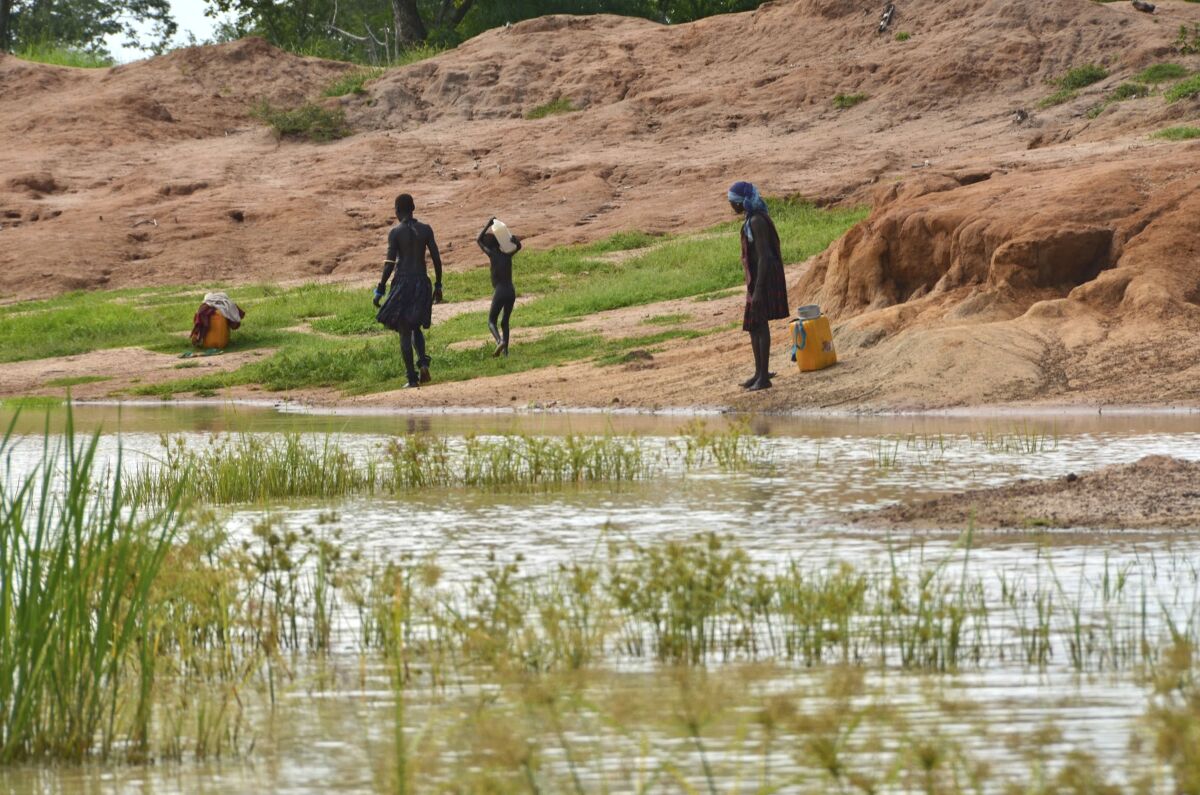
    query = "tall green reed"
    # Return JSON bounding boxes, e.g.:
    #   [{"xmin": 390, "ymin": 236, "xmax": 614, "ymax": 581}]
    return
[{"xmin": 0, "ymin": 411, "xmax": 184, "ymax": 762}]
